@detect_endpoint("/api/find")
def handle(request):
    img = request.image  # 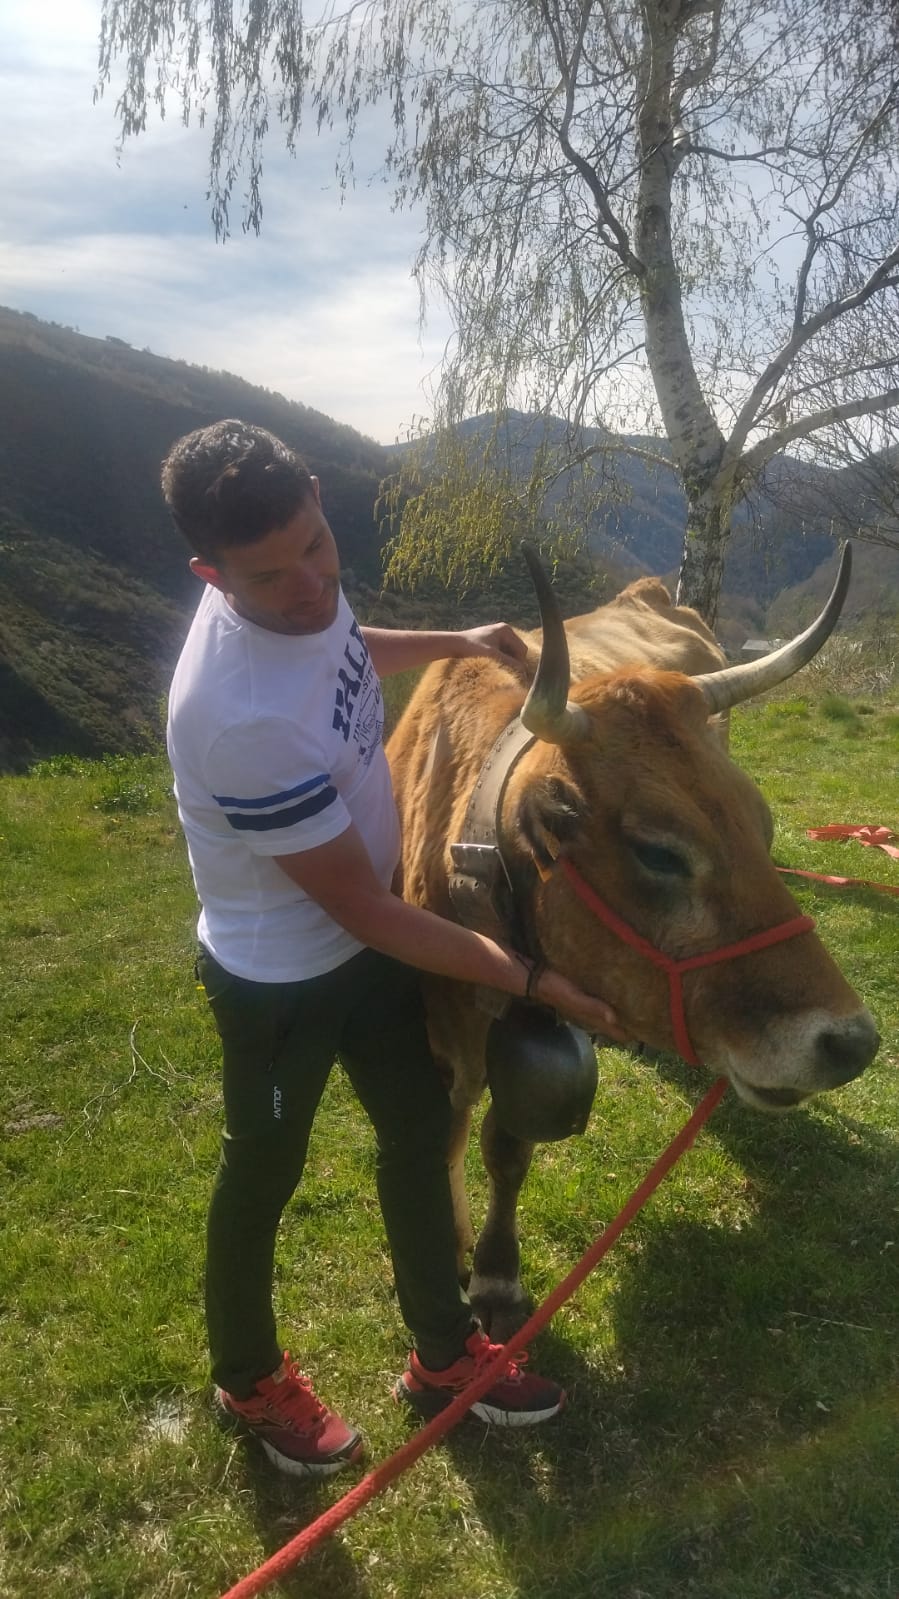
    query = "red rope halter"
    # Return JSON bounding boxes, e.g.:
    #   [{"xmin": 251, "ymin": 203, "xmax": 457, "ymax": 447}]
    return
[{"xmin": 558, "ymin": 856, "xmax": 815, "ymax": 1066}]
